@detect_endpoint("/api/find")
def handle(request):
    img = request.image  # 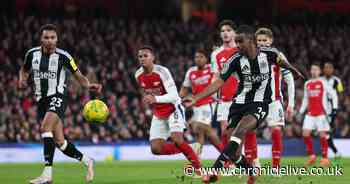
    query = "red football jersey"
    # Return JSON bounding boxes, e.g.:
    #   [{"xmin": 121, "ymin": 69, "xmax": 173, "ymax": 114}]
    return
[
  {"xmin": 135, "ymin": 65, "xmax": 176, "ymax": 119},
  {"xmin": 211, "ymin": 46, "xmax": 239, "ymax": 102},
  {"xmin": 304, "ymin": 79, "xmax": 325, "ymax": 116},
  {"xmin": 183, "ymin": 64, "xmax": 214, "ymax": 106}
]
